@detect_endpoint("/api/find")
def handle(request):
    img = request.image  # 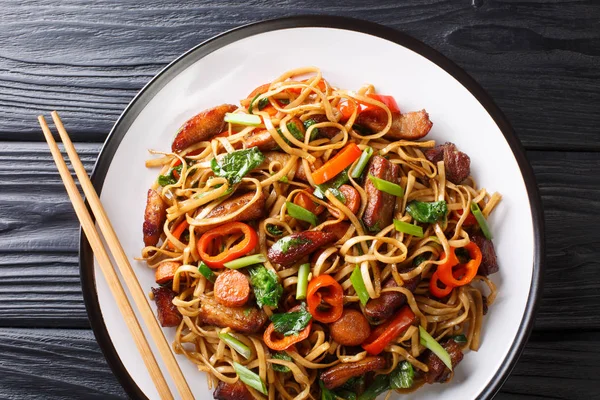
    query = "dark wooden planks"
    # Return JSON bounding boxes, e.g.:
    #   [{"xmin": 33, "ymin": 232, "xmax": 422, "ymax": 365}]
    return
[
  {"xmin": 0, "ymin": 327, "xmax": 597, "ymax": 399},
  {"xmin": 0, "ymin": 0, "xmax": 598, "ymax": 149},
  {"xmin": 0, "ymin": 142, "xmax": 598, "ymax": 331}
]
